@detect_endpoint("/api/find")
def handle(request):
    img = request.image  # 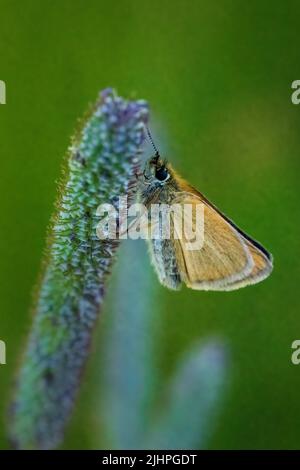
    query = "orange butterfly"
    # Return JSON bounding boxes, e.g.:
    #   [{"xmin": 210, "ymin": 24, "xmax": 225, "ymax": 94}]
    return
[{"xmin": 139, "ymin": 128, "xmax": 273, "ymax": 291}]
